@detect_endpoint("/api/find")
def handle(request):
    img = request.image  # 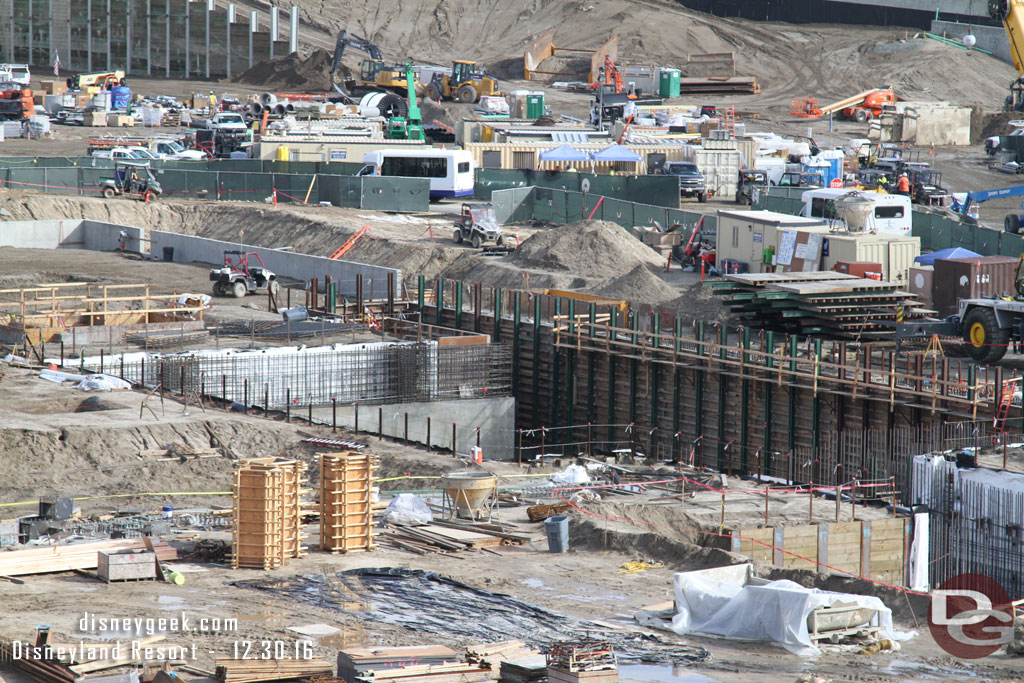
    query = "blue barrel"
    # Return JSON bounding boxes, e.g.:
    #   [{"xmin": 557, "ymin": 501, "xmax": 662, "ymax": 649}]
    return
[{"xmin": 545, "ymin": 515, "xmax": 569, "ymax": 553}]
